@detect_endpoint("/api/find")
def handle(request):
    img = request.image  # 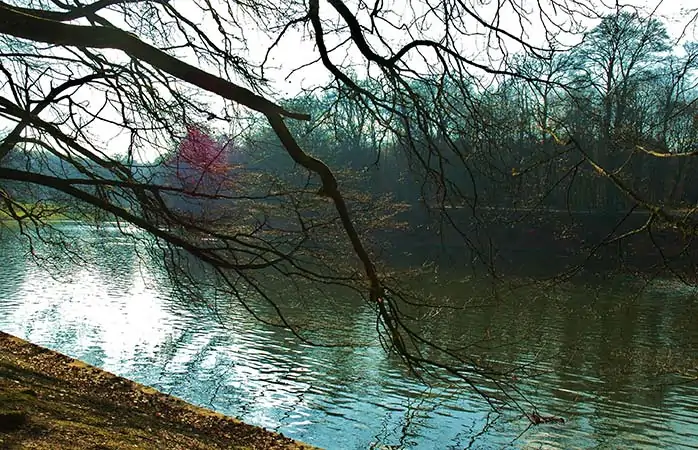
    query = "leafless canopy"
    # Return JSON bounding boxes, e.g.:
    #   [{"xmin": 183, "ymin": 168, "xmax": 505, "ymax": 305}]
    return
[{"xmin": 1, "ymin": 0, "xmax": 697, "ymax": 413}]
